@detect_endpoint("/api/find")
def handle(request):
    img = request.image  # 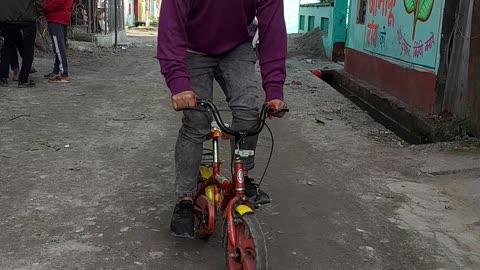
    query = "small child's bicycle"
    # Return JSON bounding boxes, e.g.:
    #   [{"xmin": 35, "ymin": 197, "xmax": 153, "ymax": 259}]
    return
[{"xmin": 192, "ymin": 98, "xmax": 287, "ymax": 270}]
